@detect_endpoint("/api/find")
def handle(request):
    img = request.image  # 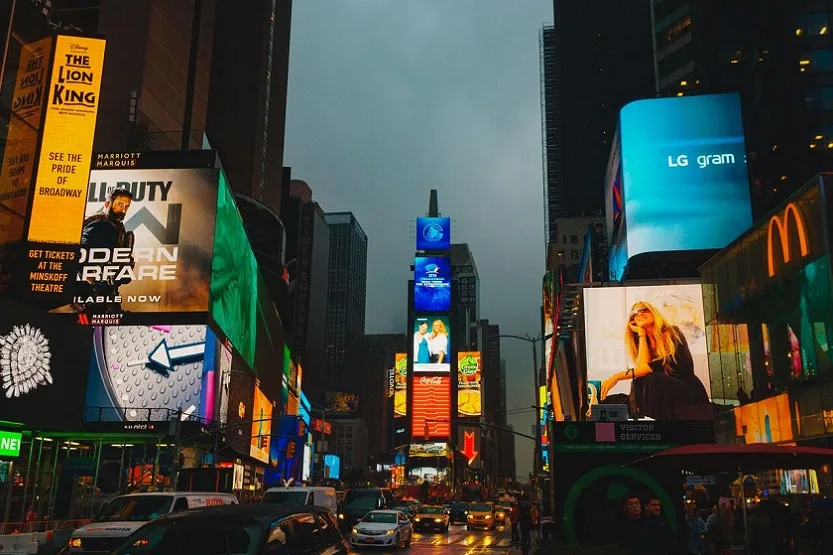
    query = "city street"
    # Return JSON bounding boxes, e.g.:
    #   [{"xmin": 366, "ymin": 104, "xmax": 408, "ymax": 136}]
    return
[{"xmin": 349, "ymin": 523, "xmax": 517, "ymax": 554}]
